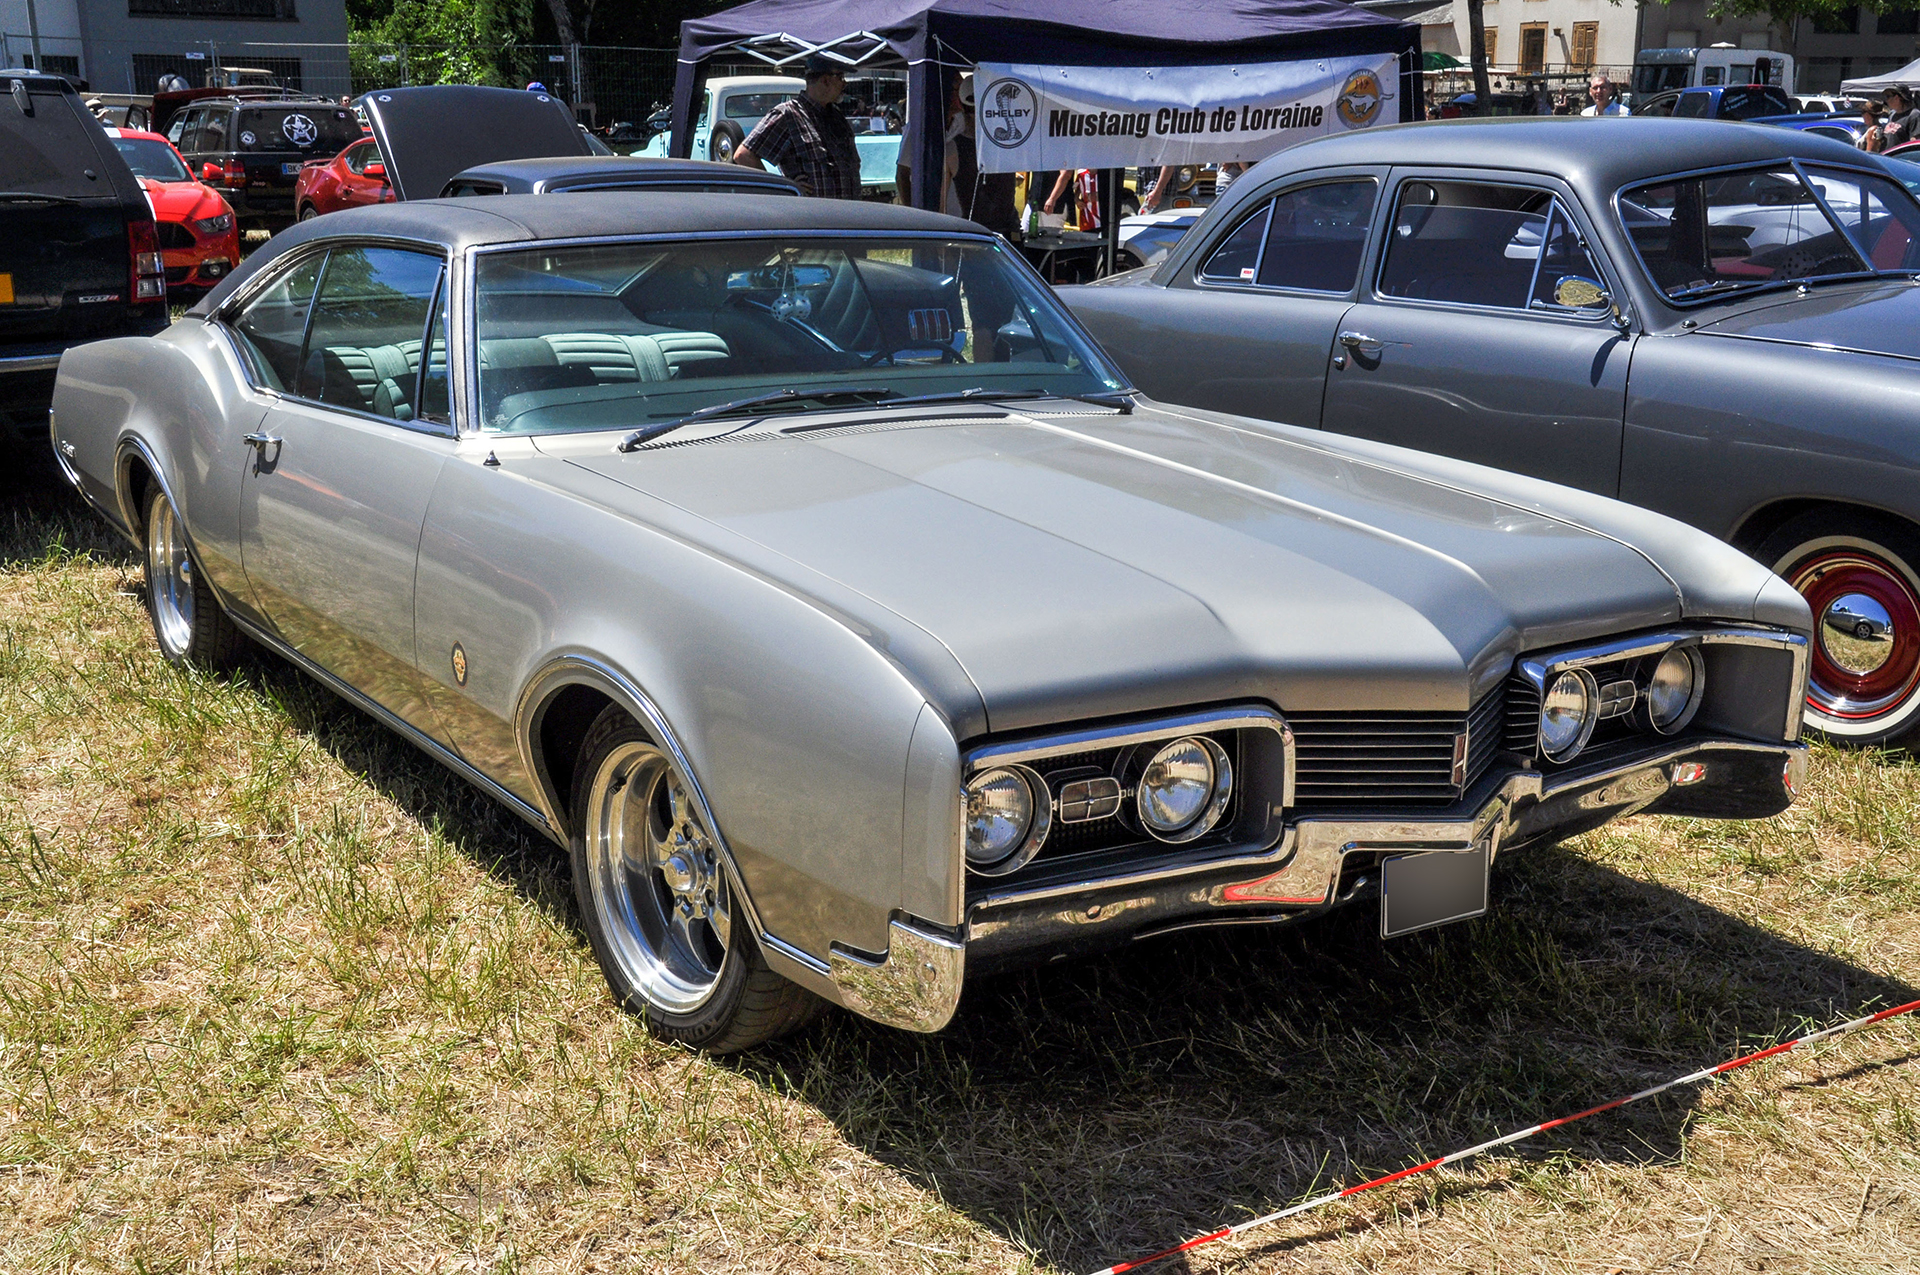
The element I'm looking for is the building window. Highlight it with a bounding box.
[1570,22,1598,69]
[1667,29,1699,46]
[22,54,81,77]
[1879,7,1920,33]
[128,0,298,19]
[1483,29,1498,68]
[1811,6,1860,33]
[1520,23,1547,73]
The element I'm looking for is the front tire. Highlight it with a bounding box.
[1757,510,1920,747]
[710,119,744,164]
[569,705,820,1052]
[143,487,243,669]
[298,204,318,221]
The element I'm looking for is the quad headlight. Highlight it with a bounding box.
[1643,646,1705,735]
[1539,668,1599,762]
[1136,735,1233,843]
[964,765,1049,875]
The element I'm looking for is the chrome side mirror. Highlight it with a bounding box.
[1552,275,1609,309]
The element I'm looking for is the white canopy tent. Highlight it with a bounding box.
[1842,58,1920,95]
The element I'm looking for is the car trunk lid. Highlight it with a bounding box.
[361,84,589,201]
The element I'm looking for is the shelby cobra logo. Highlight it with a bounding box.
[283,113,319,147]
[980,78,1038,147]
[1336,69,1383,129]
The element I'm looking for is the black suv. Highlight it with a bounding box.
[2,71,168,447]
[165,95,362,228]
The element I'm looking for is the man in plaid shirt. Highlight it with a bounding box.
[735,55,862,199]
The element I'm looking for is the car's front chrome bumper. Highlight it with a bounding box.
[829,735,1807,1031]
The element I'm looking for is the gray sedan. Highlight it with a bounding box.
[1065,118,1920,747]
[52,194,1809,1051]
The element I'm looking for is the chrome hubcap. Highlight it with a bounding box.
[145,497,195,656]
[585,743,730,1013]
[1784,547,1920,724]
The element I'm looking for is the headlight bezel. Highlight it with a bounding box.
[194,212,235,235]
[1135,734,1234,844]
[1538,667,1599,763]
[963,763,1050,876]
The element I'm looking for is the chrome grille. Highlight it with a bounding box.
[1290,685,1506,808]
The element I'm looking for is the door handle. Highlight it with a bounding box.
[1338,330,1384,352]
[243,431,282,450]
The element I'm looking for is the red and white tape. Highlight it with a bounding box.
[1091,997,1920,1275]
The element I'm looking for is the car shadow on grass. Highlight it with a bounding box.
[8,455,1914,1273]
[742,851,1917,1271]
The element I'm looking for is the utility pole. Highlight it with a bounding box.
[25,0,44,71]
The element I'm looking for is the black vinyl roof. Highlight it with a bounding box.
[191,192,981,314]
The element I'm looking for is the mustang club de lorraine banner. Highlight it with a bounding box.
[971,54,1399,173]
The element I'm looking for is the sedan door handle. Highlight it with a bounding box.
[1338,330,1384,351]
[243,431,282,450]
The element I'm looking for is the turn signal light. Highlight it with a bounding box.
[128,220,166,301]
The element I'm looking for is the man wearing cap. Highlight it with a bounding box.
[734,54,862,199]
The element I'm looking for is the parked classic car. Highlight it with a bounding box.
[1064,118,1920,746]
[51,194,1811,1051]
[638,74,903,194]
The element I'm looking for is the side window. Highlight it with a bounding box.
[417,278,451,424]
[1377,180,1554,309]
[299,247,447,422]
[230,252,325,391]
[1256,180,1378,291]
[1639,95,1677,118]
[166,110,193,148]
[1674,92,1711,118]
[343,142,370,174]
[1527,203,1612,311]
[199,110,229,151]
[1198,201,1274,282]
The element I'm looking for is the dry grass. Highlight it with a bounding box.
[1,452,1916,1274]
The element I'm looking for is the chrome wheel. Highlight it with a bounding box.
[1776,535,1920,741]
[582,741,732,1014]
[146,494,196,658]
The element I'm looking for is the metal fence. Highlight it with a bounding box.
[0,36,680,128]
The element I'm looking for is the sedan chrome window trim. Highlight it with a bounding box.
[1369,172,1625,324]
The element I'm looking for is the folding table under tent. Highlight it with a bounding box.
[670,0,1423,270]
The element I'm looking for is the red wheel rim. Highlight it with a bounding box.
[1787,548,1920,721]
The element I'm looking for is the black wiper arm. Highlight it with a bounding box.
[0,191,83,204]
[617,385,895,451]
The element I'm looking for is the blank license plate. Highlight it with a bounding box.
[1381,844,1489,939]
[282,162,301,175]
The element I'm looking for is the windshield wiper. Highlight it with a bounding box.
[0,191,83,204]
[782,385,1138,421]
[617,385,895,451]
[1667,279,1758,299]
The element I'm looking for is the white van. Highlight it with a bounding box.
[1632,47,1795,98]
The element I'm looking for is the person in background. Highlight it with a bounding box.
[1582,74,1628,117]
[1882,87,1920,147]
[1213,162,1247,197]
[1859,100,1886,152]
[735,54,861,199]
[1140,164,1179,213]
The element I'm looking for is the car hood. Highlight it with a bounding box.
[1695,278,1920,360]
[532,403,1744,734]
[361,84,588,201]
[140,177,229,222]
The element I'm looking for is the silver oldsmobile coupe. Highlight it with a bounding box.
[1064,119,1920,748]
[52,195,1811,1051]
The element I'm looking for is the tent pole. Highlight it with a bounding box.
[1103,169,1120,276]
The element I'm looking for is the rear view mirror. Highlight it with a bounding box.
[726,263,834,292]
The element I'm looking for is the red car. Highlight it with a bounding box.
[294,136,394,220]
[102,127,240,297]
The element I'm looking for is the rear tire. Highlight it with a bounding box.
[710,119,744,164]
[143,487,243,670]
[1756,509,1920,747]
[298,205,318,221]
[569,705,821,1052]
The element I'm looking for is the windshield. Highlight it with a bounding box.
[111,136,190,182]
[474,236,1123,434]
[1622,164,1920,301]
[236,106,362,153]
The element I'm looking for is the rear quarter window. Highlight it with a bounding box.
[0,89,113,197]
